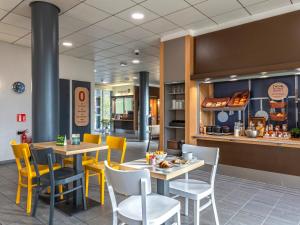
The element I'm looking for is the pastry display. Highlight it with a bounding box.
[202,97,230,109]
[228,91,249,107]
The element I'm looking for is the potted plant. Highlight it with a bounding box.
[291,128,300,138]
[101,119,111,134]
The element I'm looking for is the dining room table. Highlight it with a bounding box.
[120,156,205,224]
[32,141,108,214]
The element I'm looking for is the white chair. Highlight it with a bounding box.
[169,144,220,225]
[104,161,181,225]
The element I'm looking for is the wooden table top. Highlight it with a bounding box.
[120,158,204,181]
[32,141,108,156]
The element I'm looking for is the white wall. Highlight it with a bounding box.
[0,41,94,162]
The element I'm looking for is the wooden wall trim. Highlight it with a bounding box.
[159,42,165,149]
[184,35,197,144]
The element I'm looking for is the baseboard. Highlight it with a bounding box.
[218,164,300,190]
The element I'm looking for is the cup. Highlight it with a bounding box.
[182,152,193,161]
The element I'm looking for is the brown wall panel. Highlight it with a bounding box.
[197,139,300,176]
[193,11,300,79]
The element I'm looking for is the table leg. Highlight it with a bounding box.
[73,154,83,208]
[157,179,171,225]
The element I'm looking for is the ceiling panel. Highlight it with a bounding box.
[116,5,159,25]
[60,32,98,48]
[102,33,133,45]
[63,45,100,57]
[77,23,114,39]
[15,33,31,47]
[88,39,117,50]
[0,22,29,36]
[183,18,216,30]
[95,16,134,33]
[141,18,177,34]
[185,0,209,5]
[239,0,267,6]
[59,14,90,34]
[120,26,155,40]
[194,0,242,17]
[212,8,249,24]
[165,6,207,26]
[0,0,22,11]
[0,32,19,43]
[85,0,135,14]
[64,3,110,24]
[141,0,190,16]
[0,8,7,18]
[2,13,31,30]
[246,0,291,14]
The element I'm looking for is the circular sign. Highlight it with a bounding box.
[12,81,25,93]
[268,82,288,100]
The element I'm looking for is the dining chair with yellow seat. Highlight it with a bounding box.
[10,140,61,214]
[63,133,101,167]
[84,136,127,205]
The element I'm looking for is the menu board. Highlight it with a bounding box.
[74,87,89,126]
[268,82,288,100]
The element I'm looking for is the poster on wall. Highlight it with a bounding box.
[268,82,288,100]
[74,87,89,126]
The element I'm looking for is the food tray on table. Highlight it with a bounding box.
[228,90,250,107]
[201,97,230,109]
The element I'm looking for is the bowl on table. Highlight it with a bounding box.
[245,129,258,138]
[155,152,167,162]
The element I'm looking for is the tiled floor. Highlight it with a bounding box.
[1,141,300,225]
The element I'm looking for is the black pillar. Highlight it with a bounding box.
[139,71,149,141]
[31,1,60,142]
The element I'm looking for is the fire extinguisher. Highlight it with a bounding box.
[17,129,28,143]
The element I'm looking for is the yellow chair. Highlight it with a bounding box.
[10,140,61,214]
[63,133,102,166]
[84,136,127,205]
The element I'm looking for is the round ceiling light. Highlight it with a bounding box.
[62,42,73,47]
[131,12,144,20]
[132,59,140,64]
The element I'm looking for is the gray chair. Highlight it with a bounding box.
[169,144,220,225]
[104,161,181,225]
[30,147,87,225]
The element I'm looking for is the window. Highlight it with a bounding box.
[94,88,111,131]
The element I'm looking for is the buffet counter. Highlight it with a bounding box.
[193,134,300,149]
[194,134,300,176]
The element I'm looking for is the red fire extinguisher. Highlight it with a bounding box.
[17,129,28,143]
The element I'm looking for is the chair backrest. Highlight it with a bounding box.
[182,144,219,187]
[106,136,127,164]
[83,133,102,160]
[30,147,56,179]
[105,161,151,224]
[10,140,32,176]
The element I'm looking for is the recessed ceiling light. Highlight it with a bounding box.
[94,69,97,73]
[296,72,300,75]
[131,12,144,20]
[230,78,238,82]
[133,76,138,80]
[296,68,300,71]
[261,72,267,75]
[132,59,140,64]
[203,81,212,84]
[120,62,127,67]
[101,79,108,84]
[204,78,211,81]
[62,42,72,47]
[230,75,237,78]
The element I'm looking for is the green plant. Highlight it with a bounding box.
[101,119,111,129]
[291,128,300,138]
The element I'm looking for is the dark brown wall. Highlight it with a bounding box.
[193,10,300,80]
[197,139,300,176]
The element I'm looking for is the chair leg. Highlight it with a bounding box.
[184,197,189,216]
[100,171,105,205]
[85,169,89,198]
[112,212,118,225]
[81,177,87,210]
[58,184,64,200]
[49,185,55,225]
[177,209,181,225]
[26,179,32,214]
[32,183,40,217]
[211,193,220,225]
[16,176,22,205]
[194,200,200,225]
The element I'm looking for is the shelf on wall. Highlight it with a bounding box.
[167,92,185,95]
[165,126,185,129]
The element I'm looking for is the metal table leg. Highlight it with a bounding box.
[73,154,83,208]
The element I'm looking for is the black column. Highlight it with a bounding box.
[139,71,149,141]
[31,1,60,142]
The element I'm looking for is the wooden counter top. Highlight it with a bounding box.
[193,134,300,149]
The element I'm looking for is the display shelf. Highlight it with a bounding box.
[201,105,247,112]
[169,109,185,111]
[165,126,185,129]
[167,92,185,95]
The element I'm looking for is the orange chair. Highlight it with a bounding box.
[10,140,61,214]
[63,133,101,166]
[84,136,127,205]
